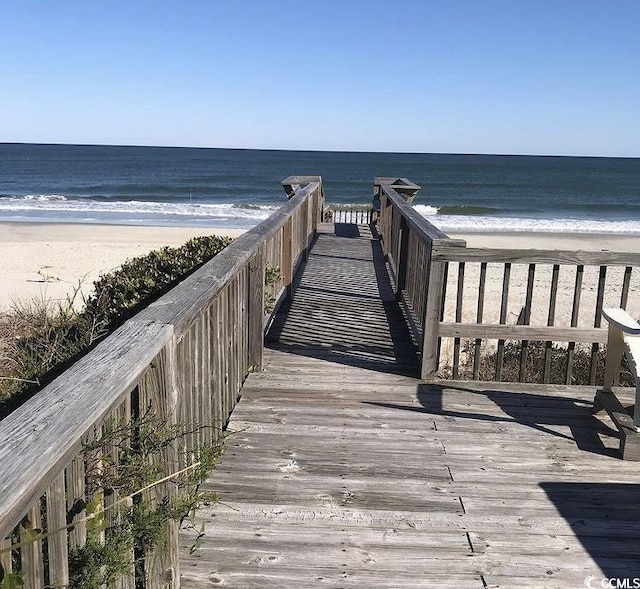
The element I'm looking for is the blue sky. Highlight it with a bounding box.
[1,0,638,156]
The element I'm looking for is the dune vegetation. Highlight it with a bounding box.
[0,235,232,416]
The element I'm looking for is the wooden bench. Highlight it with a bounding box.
[595,307,640,460]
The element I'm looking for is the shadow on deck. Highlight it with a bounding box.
[267,223,418,376]
[365,383,621,458]
[180,223,640,589]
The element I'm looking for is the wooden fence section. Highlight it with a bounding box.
[376,179,640,384]
[0,179,323,589]
[325,205,374,224]
[431,246,640,384]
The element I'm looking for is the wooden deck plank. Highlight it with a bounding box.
[180,224,640,588]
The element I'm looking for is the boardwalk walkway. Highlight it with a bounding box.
[180,224,640,588]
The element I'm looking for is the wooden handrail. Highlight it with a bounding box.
[0,178,323,585]
[432,245,640,267]
[0,321,172,540]
[375,179,465,379]
[136,181,320,335]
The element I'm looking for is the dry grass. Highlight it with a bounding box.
[0,293,91,409]
[442,339,635,386]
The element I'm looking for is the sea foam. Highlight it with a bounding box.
[0,195,278,225]
[426,214,640,235]
[1,194,639,234]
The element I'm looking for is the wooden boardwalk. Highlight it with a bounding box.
[180,224,640,588]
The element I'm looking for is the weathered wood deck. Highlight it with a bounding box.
[180,224,640,588]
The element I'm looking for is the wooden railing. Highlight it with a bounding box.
[376,179,640,383]
[431,246,640,384]
[376,180,465,379]
[325,205,374,224]
[284,176,375,225]
[0,178,323,589]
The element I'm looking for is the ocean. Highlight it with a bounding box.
[1,143,639,234]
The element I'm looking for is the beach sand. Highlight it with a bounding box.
[449,231,640,253]
[446,231,640,326]
[0,223,246,310]
[1,223,639,331]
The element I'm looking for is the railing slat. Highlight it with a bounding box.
[45,473,69,588]
[0,538,13,577]
[222,285,232,420]
[519,264,537,381]
[543,265,561,383]
[202,309,213,446]
[472,262,488,380]
[565,265,585,384]
[495,263,512,381]
[19,506,44,589]
[452,263,466,379]
[66,451,87,553]
[621,266,632,308]
[589,266,608,384]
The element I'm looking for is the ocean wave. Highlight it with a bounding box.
[412,204,439,216]
[0,195,278,221]
[1,194,639,235]
[231,203,280,211]
[1,193,69,202]
[425,214,640,235]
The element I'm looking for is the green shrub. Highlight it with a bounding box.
[0,235,232,413]
[85,235,233,331]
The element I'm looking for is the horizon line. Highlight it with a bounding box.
[1,141,638,160]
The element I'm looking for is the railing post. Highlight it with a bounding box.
[378,194,390,257]
[283,217,293,297]
[315,181,324,228]
[303,196,310,260]
[395,217,410,300]
[248,245,265,371]
[421,243,445,380]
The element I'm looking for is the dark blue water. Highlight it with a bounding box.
[1,143,639,233]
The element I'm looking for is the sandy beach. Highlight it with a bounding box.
[449,231,640,254]
[1,223,639,330]
[445,230,640,326]
[0,223,246,310]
